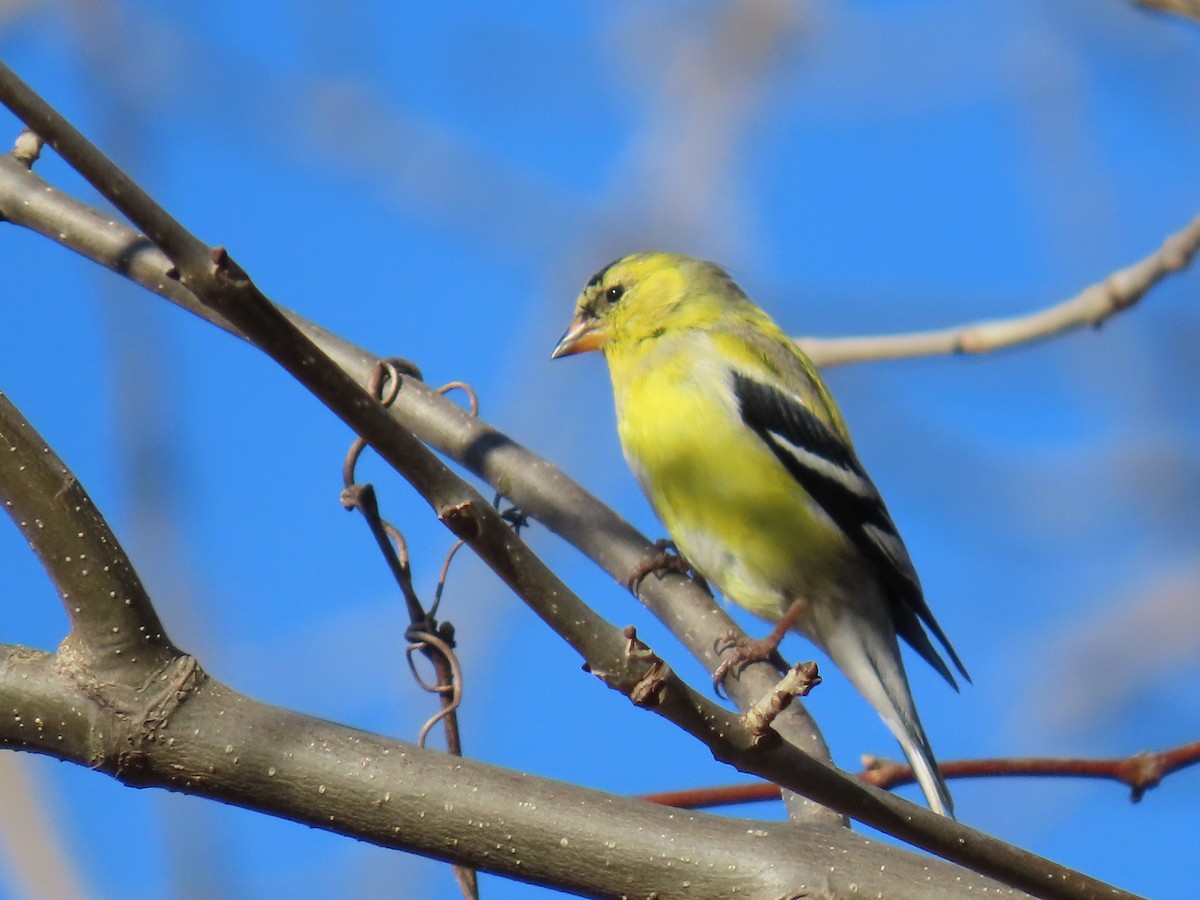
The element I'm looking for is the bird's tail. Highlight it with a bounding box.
[821,617,954,818]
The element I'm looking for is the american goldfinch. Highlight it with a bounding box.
[551,252,967,817]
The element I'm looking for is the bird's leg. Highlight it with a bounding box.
[712,598,806,691]
[627,539,712,595]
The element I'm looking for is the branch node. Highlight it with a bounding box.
[1120,750,1163,803]
[438,501,481,539]
[955,327,987,354]
[340,481,373,511]
[742,662,820,736]
[110,655,208,783]
[11,127,42,167]
[208,245,250,284]
[621,626,671,708]
[858,754,907,788]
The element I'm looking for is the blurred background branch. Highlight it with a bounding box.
[800,214,1200,367]
[1132,0,1200,25]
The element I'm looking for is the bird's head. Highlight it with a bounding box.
[551,252,752,359]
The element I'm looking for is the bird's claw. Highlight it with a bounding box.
[627,539,710,594]
[711,632,775,695]
[711,619,794,698]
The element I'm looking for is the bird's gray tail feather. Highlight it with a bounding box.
[822,618,954,818]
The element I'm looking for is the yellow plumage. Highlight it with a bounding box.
[614,330,846,617]
[552,252,967,816]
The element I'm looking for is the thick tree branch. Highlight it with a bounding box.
[0,643,1032,899]
[798,214,1200,368]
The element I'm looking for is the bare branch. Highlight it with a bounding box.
[643,739,1200,809]
[0,390,177,680]
[799,214,1200,368]
[0,108,840,779]
[340,359,476,900]
[0,642,1033,899]
[861,739,1200,803]
[1132,0,1200,24]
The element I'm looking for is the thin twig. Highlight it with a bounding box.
[641,738,1200,809]
[861,738,1200,803]
[799,215,1200,368]
[408,630,465,749]
[429,540,466,620]
[341,483,426,625]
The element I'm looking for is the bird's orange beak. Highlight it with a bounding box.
[550,314,606,358]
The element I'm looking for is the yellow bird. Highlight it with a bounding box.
[552,252,967,816]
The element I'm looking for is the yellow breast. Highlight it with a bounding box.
[607,332,847,621]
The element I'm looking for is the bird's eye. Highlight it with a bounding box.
[604,285,625,304]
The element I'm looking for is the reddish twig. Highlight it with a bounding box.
[640,782,779,810]
[861,739,1200,803]
[643,739,1200,809]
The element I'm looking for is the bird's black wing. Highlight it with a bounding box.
[732,372,969,687]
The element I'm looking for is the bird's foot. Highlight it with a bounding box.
[627,539,711,595]
[712,631,789,694]
[711,599,807,695]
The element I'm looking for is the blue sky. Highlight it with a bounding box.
[2,2,1199,898]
